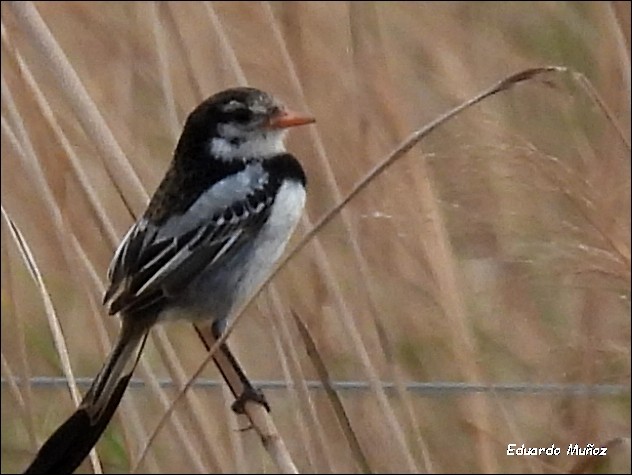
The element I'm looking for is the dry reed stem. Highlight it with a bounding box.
[568,437,631,474]
[135,321,299,474]
[10,57,204,471]
[142,66,570,475]
[1,207,103,474]
[2,72,105,470]
[149,2,180,143]
[266,290,336,473]
[570,71,630,150]
[194,326,299,474]
[2,65,163,468]
[7,1,148,216]
[0,351,36,450]
[2,106,163,471]
[161,4,300,472]
[0,202,38,451]
[268,323,321,472]
[346,4,436,470]
[143,332,224,473]
[9,1,297,470]
[5,3,224,469]
[262,3,420,470]
[1,27,119,247]
[3,2,628,473]
[68,236,199,473]
[162,3,204,102]
[604,2,631,111]
[203,2,249,86]
[292,310,372,474]
[141,3,235,470]
[274,67,568,278]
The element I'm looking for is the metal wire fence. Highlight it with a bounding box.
[2,377,628,397]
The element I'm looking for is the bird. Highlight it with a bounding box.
[24,87,315,474]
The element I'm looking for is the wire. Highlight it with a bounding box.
[2,377,628,396]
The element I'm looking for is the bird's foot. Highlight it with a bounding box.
[231,386,270,414]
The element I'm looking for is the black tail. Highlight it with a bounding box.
[24,371,134,474]
[24,326,148,474]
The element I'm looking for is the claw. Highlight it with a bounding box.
[236,422,254,432]
[231,386,270,414]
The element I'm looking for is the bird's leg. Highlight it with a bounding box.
[196,323,270,414]
[216,336,270,414]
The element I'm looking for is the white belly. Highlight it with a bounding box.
[239,180,306,300]
[159,180,306,324]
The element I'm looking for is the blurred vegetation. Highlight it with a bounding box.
[1,1,630,473]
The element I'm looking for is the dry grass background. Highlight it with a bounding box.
[1,1,630,473]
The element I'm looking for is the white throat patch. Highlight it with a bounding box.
[210,128,287,161]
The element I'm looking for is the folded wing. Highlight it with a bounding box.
[104,164,277,318]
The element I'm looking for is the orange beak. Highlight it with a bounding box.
[267,108,316,129]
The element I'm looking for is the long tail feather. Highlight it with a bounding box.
[24,324,149,474]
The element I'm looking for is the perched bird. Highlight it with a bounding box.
[25,87,314,474]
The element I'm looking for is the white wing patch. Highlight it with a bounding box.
[156,163,269,240]
[134,228,244,297]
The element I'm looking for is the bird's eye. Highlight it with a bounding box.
[231,108,253,124]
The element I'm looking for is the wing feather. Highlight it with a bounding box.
[104,174,276,318]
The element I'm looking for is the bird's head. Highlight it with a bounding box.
[178,87,315,161]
